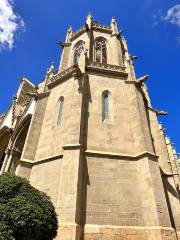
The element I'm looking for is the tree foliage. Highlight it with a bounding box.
[0,173,58,240]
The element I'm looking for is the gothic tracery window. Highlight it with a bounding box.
[73,41,84,65]
[57,96,64,126]
[102,90,109,121]
[95,38,107,63]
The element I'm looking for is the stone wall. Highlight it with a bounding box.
[83,156,143,226]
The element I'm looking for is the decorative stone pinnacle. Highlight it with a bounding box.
[111,16,119,35]
[47,62,55,75]
[111,16,116,24]
[86,13,93,30]
[86,13,92,19]
[68,25,72,33]
[66,26,73,42]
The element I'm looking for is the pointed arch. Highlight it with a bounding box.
[73,40,85,65]
[94,37,107,63]
[0,128,10,171]
[9,115,32,173]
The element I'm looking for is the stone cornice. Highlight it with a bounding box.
[86,62,127,77]
[19,150,158,166]
[85,149,158,160]
[20,153,63,165]
[62,143,82,150]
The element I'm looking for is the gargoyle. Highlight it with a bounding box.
[130,55,138,60]
[56,41,65,48]
[136,75,149,84]
[117,29,124,39]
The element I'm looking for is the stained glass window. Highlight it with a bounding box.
[73,41,84,65]
[57,97,64,126]
[95,38,107,63]
[102,91,109,121]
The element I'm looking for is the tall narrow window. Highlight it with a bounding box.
[73,41,84,65]
[102,91,109,121]
[57,97,64,126]
[95,38,107,63]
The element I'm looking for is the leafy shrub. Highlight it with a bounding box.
[0,173,58,240]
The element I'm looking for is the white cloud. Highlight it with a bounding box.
[152,9,163,27]
[0,0,25,50]
[164,4,180,27]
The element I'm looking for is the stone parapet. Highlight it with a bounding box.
[86,62,127,76]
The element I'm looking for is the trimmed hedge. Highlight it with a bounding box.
[0,173,58,240]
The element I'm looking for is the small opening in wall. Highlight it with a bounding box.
[57,96,64,126]
[102,90,110,121]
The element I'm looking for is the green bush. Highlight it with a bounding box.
[0,173,58,240]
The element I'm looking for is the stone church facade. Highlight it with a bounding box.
[0,15,180,240]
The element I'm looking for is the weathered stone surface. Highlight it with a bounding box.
[0,15,179,240]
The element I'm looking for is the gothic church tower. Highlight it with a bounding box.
[0,15,179,240]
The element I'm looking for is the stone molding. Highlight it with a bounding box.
[20,153,63,165]
[84,224,175,232]
[62,143,82,150]
[85,149,158,160]
[19,150,158,165]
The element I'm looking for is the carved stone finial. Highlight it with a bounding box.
[111,17,119,35]
[86,13,92,20]
[47,62,54,73]
[86,13,93,30]
[66,26,73,42]
[111,16,116,24]
[68,25,73,33]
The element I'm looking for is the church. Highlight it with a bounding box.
[0,15,180,240]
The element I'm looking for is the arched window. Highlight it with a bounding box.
[57,97,64,126]
[95,38,107,63]
[102,90,109,121]
[73,41,84,65]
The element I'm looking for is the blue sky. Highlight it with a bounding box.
[0,0,180,152]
